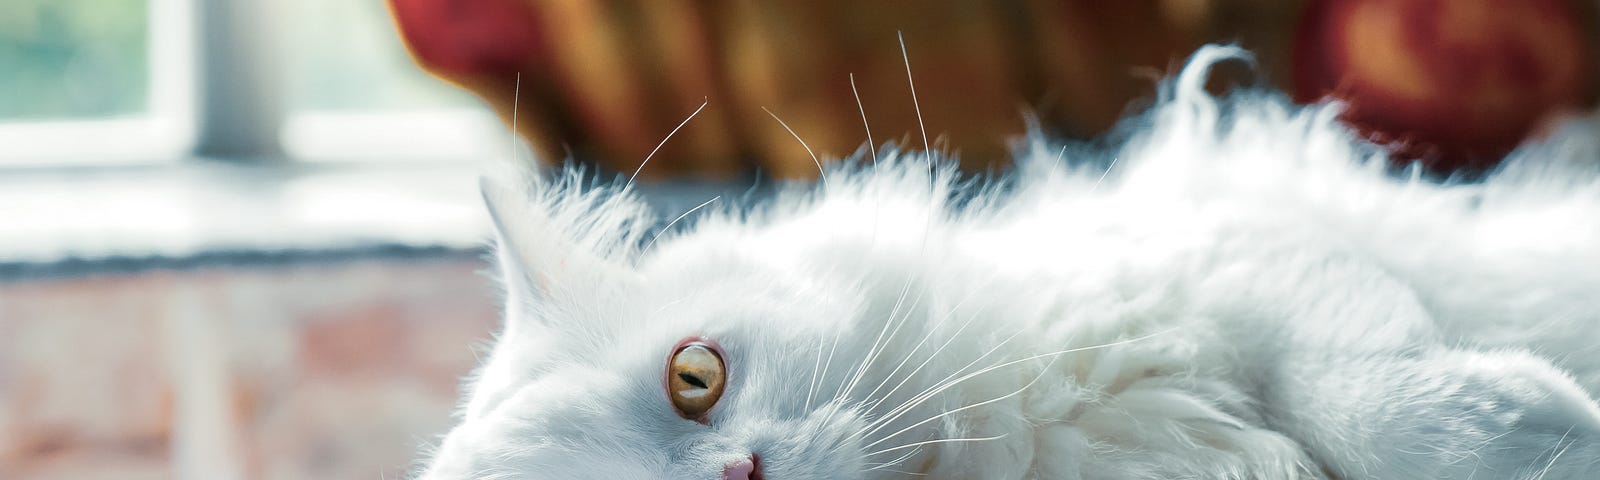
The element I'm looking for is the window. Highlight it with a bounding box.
[278,0,504,162]
[0,0,190,165]
[0,0,148,120]
[0,0,506,166]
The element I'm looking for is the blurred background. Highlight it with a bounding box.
[1,0,1595,479]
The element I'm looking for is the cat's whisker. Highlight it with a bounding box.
[510,73,521,165]
[832,177,930,410]
[859,287,986,411]
[840,287,927,403]
[761,106,829,187]
[812,321,847,419]
[626,98,709,191]
[876,328,1173,427]
[836,275,924,403]
[859,329,1176,442]
[805,334,827,411]
[866,467,927,477]
[897,31,930,160]
[1090,155,1119,193]
[862,300,993,415]
[825,292,947,457]
[853,329,1027,441]
[862,446,926,474]
[843,38,948,427]
[850,72,877,163]
[872,326,1026,417]
[828,352,1006,460]
[1454,428,1517,466]
[645,297,691,322]
[640,195,720,257]
[838,284,928,404]
[841,39,947,402]
[861,343,1066,451]
[1531,426,1578,480]
[864,433,1008,459]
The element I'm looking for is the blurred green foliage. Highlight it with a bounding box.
[0,0,149,120]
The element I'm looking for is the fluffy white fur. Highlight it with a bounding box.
[417,46,1600,479]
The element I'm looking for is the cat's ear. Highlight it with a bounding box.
[481,175,563,298]
[479,174,645,318]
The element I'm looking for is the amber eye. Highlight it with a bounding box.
[666,341,726,421]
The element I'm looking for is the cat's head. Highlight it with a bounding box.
[416,170,953,479]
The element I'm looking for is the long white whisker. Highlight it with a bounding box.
[841,289,926,402]
[862,446,925,474]
[850,72,877,162]
[898,31,929,156]
[805,335,827,411]
[847,31,946,413]
[761,106,829,186]
[856,329,1026,438]
[1533,426,1578,480]
[861,329,1177,441]
[864,301,993,414]
[835,271,922,403]
[815,324,846,408]
[865,434,1007,459]
[627,98,709,191]
[1090,156,1119,193]
[863,344,1065,451]
[881,327,1026,412]
[640,195,720,255]
[860,287,985,410]
[865,467,927,477]
[510,73,521,164]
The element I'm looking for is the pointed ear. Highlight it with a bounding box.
[482,175,560,296]
[479,174,645,318]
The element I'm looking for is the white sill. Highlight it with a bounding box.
[282,110,511,162]
[0,160,750,276]
[0,117,192,167]
[0,161,488,266]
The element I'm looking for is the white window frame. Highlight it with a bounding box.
[0,0,504,167]
[0,0,195,166]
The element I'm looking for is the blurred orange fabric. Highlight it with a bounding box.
[387,0,1291,179]
[388,0,1595,178]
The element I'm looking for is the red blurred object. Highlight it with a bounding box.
[1294,0,1597,173]
[388,0,548,78]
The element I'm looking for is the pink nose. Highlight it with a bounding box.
[722,455,759,480]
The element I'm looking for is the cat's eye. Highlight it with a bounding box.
[666,340,725,422]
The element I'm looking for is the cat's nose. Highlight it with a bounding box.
[722,455,761,480]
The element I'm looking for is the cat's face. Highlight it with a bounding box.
[417,178,918,480]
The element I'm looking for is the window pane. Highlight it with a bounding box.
[0,0,149,120]
[283,0,475,111]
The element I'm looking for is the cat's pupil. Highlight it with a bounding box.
[678,372,708,389]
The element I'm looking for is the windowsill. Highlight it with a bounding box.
[0,160,752,279]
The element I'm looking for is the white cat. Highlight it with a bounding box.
[415,46,1600,479]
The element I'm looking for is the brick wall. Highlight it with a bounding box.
[0,256,499,480]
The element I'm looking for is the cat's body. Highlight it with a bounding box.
[418,47,1600,479]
